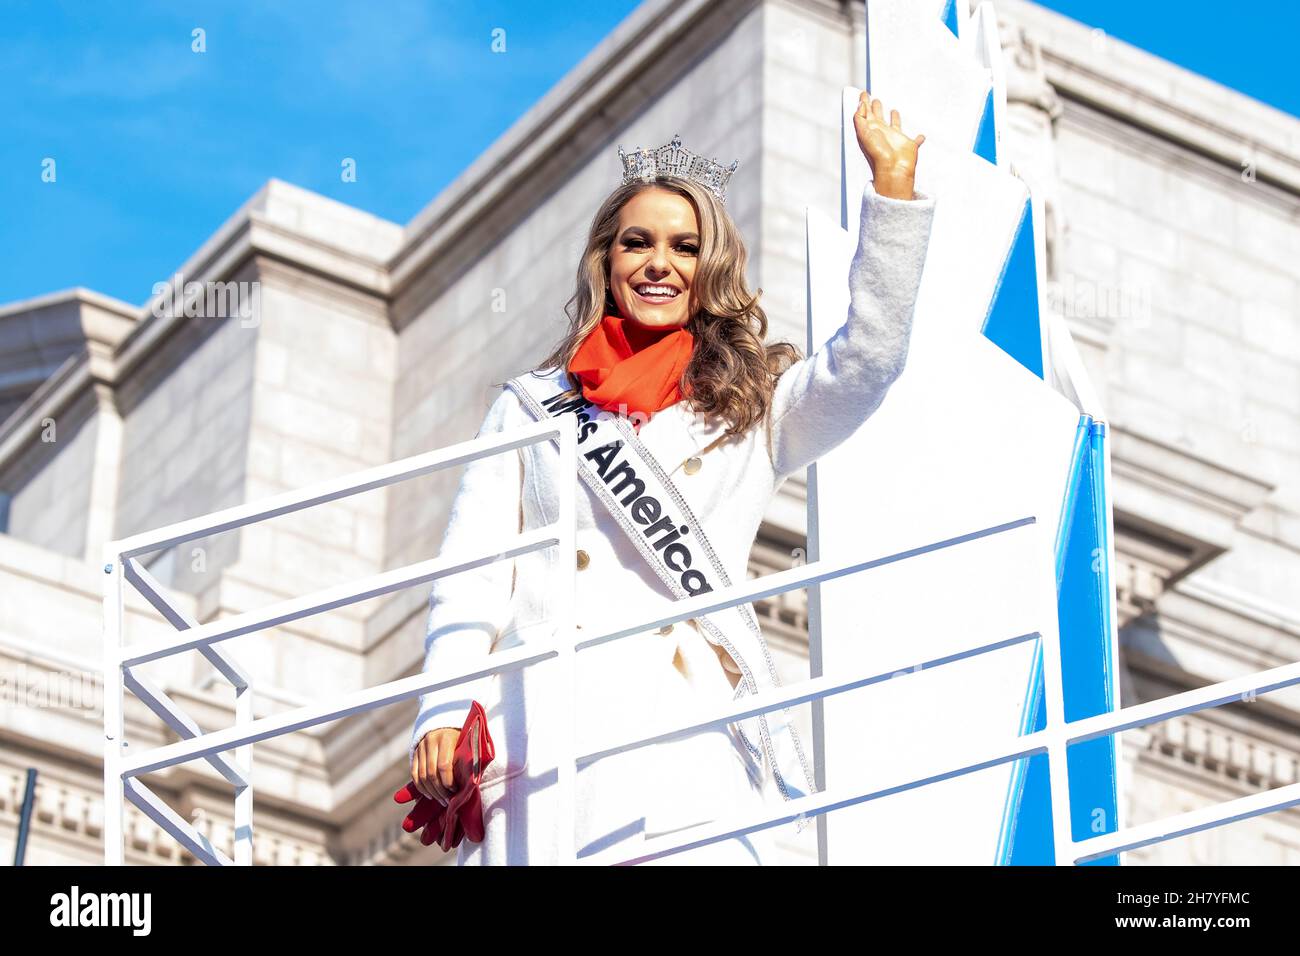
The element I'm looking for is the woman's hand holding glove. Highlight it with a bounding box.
[396,700,495,852]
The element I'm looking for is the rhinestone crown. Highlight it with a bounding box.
[617,133,740,205]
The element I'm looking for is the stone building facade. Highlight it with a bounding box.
[0,0,1295,864]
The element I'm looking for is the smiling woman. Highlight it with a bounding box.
[408,106,936,865]
[608,189,699,329]
[536,169,802,439]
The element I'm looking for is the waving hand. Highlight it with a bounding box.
[853,91,925,201]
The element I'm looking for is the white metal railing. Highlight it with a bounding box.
[104,413,1300,865]
[102,413,575,865]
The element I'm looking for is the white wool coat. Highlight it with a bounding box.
[408,177,937,864]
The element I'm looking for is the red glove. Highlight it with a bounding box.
[395,700,495,852]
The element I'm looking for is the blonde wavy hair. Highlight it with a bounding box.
[529,175,802,439]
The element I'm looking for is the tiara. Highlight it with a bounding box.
[617,133,740,205]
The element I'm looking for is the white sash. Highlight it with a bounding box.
[506,370,817,830]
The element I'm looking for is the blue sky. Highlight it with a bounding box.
[1,0,1294,306]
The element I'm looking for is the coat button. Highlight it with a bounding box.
[576,549,590,570]
[657,623,674,635]
[683,456,703,475]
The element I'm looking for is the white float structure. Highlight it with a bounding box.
[808,0,1119,864]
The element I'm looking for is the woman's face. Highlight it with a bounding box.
[607,188,699,330]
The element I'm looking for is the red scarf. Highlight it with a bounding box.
[568,313,694,431]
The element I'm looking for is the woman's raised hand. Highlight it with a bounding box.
[853,91,926,201]
[412,727,463,807]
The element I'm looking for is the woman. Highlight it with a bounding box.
[408,92,935,865]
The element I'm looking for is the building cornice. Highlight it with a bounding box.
[0,181,402,473]
[997,0,1300,195]
[1110,422,1274,561]
[0,287,135,400]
